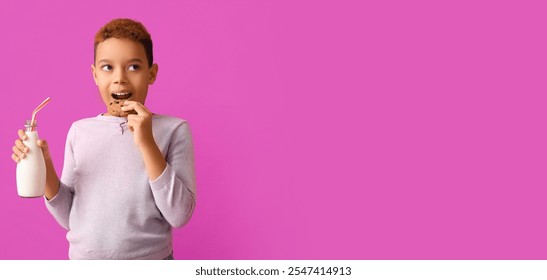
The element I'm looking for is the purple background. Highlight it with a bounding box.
[1,0,547,259]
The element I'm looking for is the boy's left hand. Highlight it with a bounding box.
[121,101,154,147]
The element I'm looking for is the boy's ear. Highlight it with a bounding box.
[148,63,158,84]
[91,64,99,86]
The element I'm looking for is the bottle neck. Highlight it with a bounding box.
[25,120,37,132]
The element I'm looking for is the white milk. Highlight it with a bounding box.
[16,122,46,198]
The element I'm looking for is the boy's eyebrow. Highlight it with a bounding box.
[96,58,144,64]
[127,58,144,64]
[97,59,112,64]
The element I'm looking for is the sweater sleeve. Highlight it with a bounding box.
[149,122,197,228]
[44,124,76,230]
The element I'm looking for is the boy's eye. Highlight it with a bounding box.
[101,65,112,71]
[128,65,140,71]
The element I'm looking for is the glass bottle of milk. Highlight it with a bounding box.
[16,120,46,198]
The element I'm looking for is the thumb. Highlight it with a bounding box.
[37,139,50,154]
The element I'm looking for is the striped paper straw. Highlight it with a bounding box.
[30,97,51,131]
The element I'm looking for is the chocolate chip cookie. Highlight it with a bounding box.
[108,100,137,117]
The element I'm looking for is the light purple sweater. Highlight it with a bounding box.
[45,114,196,259]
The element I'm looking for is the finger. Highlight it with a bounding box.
[120,100,136,111]
[12,146,25,158]
[37,140,51,157]
[121,100,138,106]
[126,117,136,132]
[122,101,150,115]
[120,103,139,115]
[14,139,28,153]
[37,139,49,150]
[126,114,139,121]
[18,129,28,140]
[120,102,138,112]
[119,109,137,117]
[11,153,20,163]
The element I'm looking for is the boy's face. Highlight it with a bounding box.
[92,38,158,116]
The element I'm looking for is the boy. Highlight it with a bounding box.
[11,18,196,260]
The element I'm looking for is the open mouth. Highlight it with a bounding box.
[111,92,133,100]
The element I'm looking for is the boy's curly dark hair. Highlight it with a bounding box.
[94,18,153,67]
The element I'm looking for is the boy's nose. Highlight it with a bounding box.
[113,69,128,84]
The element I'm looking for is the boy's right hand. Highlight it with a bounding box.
[11,129,51,163]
